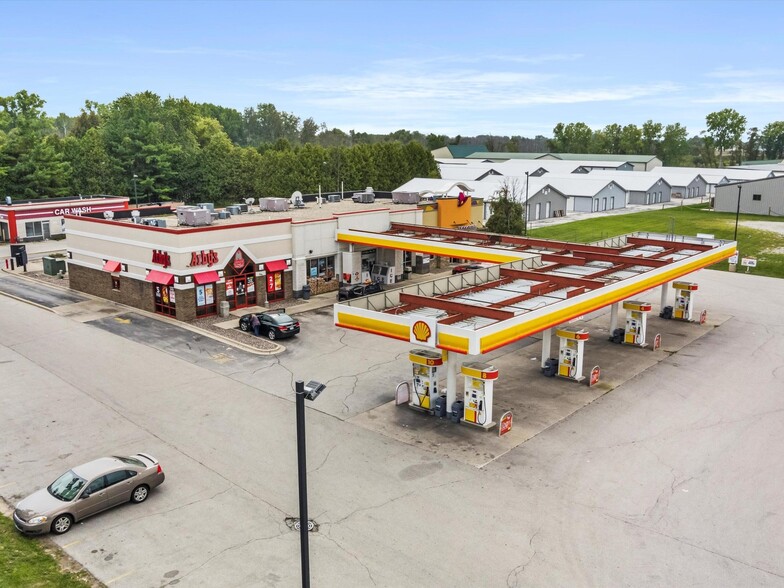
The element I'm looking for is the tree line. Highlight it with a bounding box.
[0,90,439,202]
[548,109,784,167]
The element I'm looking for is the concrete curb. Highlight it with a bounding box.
[0,268,285,356]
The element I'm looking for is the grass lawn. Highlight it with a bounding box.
[0,515,93,587]
[528,204,784,279]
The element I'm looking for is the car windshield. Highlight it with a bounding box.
[268,314,294,325]
[47,470,87,501]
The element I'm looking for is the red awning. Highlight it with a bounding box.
[193,270,219,285]
[265,259,288,272]
[145,270,175,286]
[102,260,121,273]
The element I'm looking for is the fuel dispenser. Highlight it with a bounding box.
[409,349,443,412]
[623,300,652,346]
[672,281,698,321]
[461,362,498,429]
[556,327,589,382]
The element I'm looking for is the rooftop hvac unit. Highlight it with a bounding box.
[392,191,419,204]
[197,203,215,212]
[353,192,375,203]
[218,210,231,219]
[226,205,242,216]
[176,206,212,227]
[233,203,249,213]
[327,194,341,203]
[103,211,115,220]
[259,198,289,212]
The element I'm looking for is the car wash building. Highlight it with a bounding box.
[0,196,129,243]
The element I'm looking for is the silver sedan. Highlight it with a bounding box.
[13,453,165,535]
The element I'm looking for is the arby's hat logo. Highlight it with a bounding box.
[457,191,469,207]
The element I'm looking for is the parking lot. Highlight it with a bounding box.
[1,268,783,586]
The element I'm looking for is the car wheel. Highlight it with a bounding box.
[131,484,149,504]
[51,514,73,535]
[267,329,276,340]
[239,321,249,332]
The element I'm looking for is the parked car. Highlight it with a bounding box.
[451,263,492,275]
[239,309,300,340]
[337,282,383,301]
[13,454,165,535]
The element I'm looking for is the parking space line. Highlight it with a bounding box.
[62,539,82,548]
[0,482,14,489]
[106,571,135,584]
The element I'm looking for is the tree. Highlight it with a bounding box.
[761,121,784,160]
[619,124,643,154]
[53,113,72,138]
[549,122,594,153]
[485,179,526,235]
[0,90,71,197]
[70,100,102,138]
[659,123,690,166]
[300,117,319,144]
[641,120,663,155]
[744,127,761,162]
[705,108,747,167]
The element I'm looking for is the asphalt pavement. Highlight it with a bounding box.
[1,265,782,587]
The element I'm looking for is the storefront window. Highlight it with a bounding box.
[195,283,217,317]
[154,284,176,317]
[266,271,284,301]
[307,255,335,280]
[223,249,257,310]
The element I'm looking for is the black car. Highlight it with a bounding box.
[337,282,383,301]
[451,263,491,275]
[238,309,300,340]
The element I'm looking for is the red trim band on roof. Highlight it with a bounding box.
[102,260,122,273]
[193,270,219,285]
[265,260,288,272]
[145,270,175,285]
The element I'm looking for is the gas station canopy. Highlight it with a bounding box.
[334,225,736,355]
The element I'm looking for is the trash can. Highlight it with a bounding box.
[10,244,27,267]
[434,395,447,418]
[542,358,558,377]
[219,301,231,318]
[450,400,464,423]
[301,284,311,300]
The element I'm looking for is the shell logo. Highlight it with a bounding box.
[412,320,432,342]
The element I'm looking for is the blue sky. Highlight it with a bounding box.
[2,0,782,138]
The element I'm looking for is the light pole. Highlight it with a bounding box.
[295,379,326,588]
[734,184,741,241]
[132,174,139,208]
[524,172,530,236]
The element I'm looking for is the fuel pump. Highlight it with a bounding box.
[409,349,443,412]
[556,327,589,382]
[672,281,698,321]
[461,362,498,429]
[623,300,652,346]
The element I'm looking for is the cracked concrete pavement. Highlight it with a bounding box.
[1,267,783,586]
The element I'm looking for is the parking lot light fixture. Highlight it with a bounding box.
[296,379,326,588]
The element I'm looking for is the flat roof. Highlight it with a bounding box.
[335,226,736,355]
[105,199,416,229]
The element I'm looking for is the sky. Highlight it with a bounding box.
[2,0,783,138]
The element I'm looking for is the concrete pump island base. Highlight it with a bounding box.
[335,228,735,466]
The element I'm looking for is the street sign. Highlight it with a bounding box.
[499,411,513,437]
[589,365,600,387]
[728,254,738,265]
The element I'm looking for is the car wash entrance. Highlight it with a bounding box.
[336,226,736,433]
